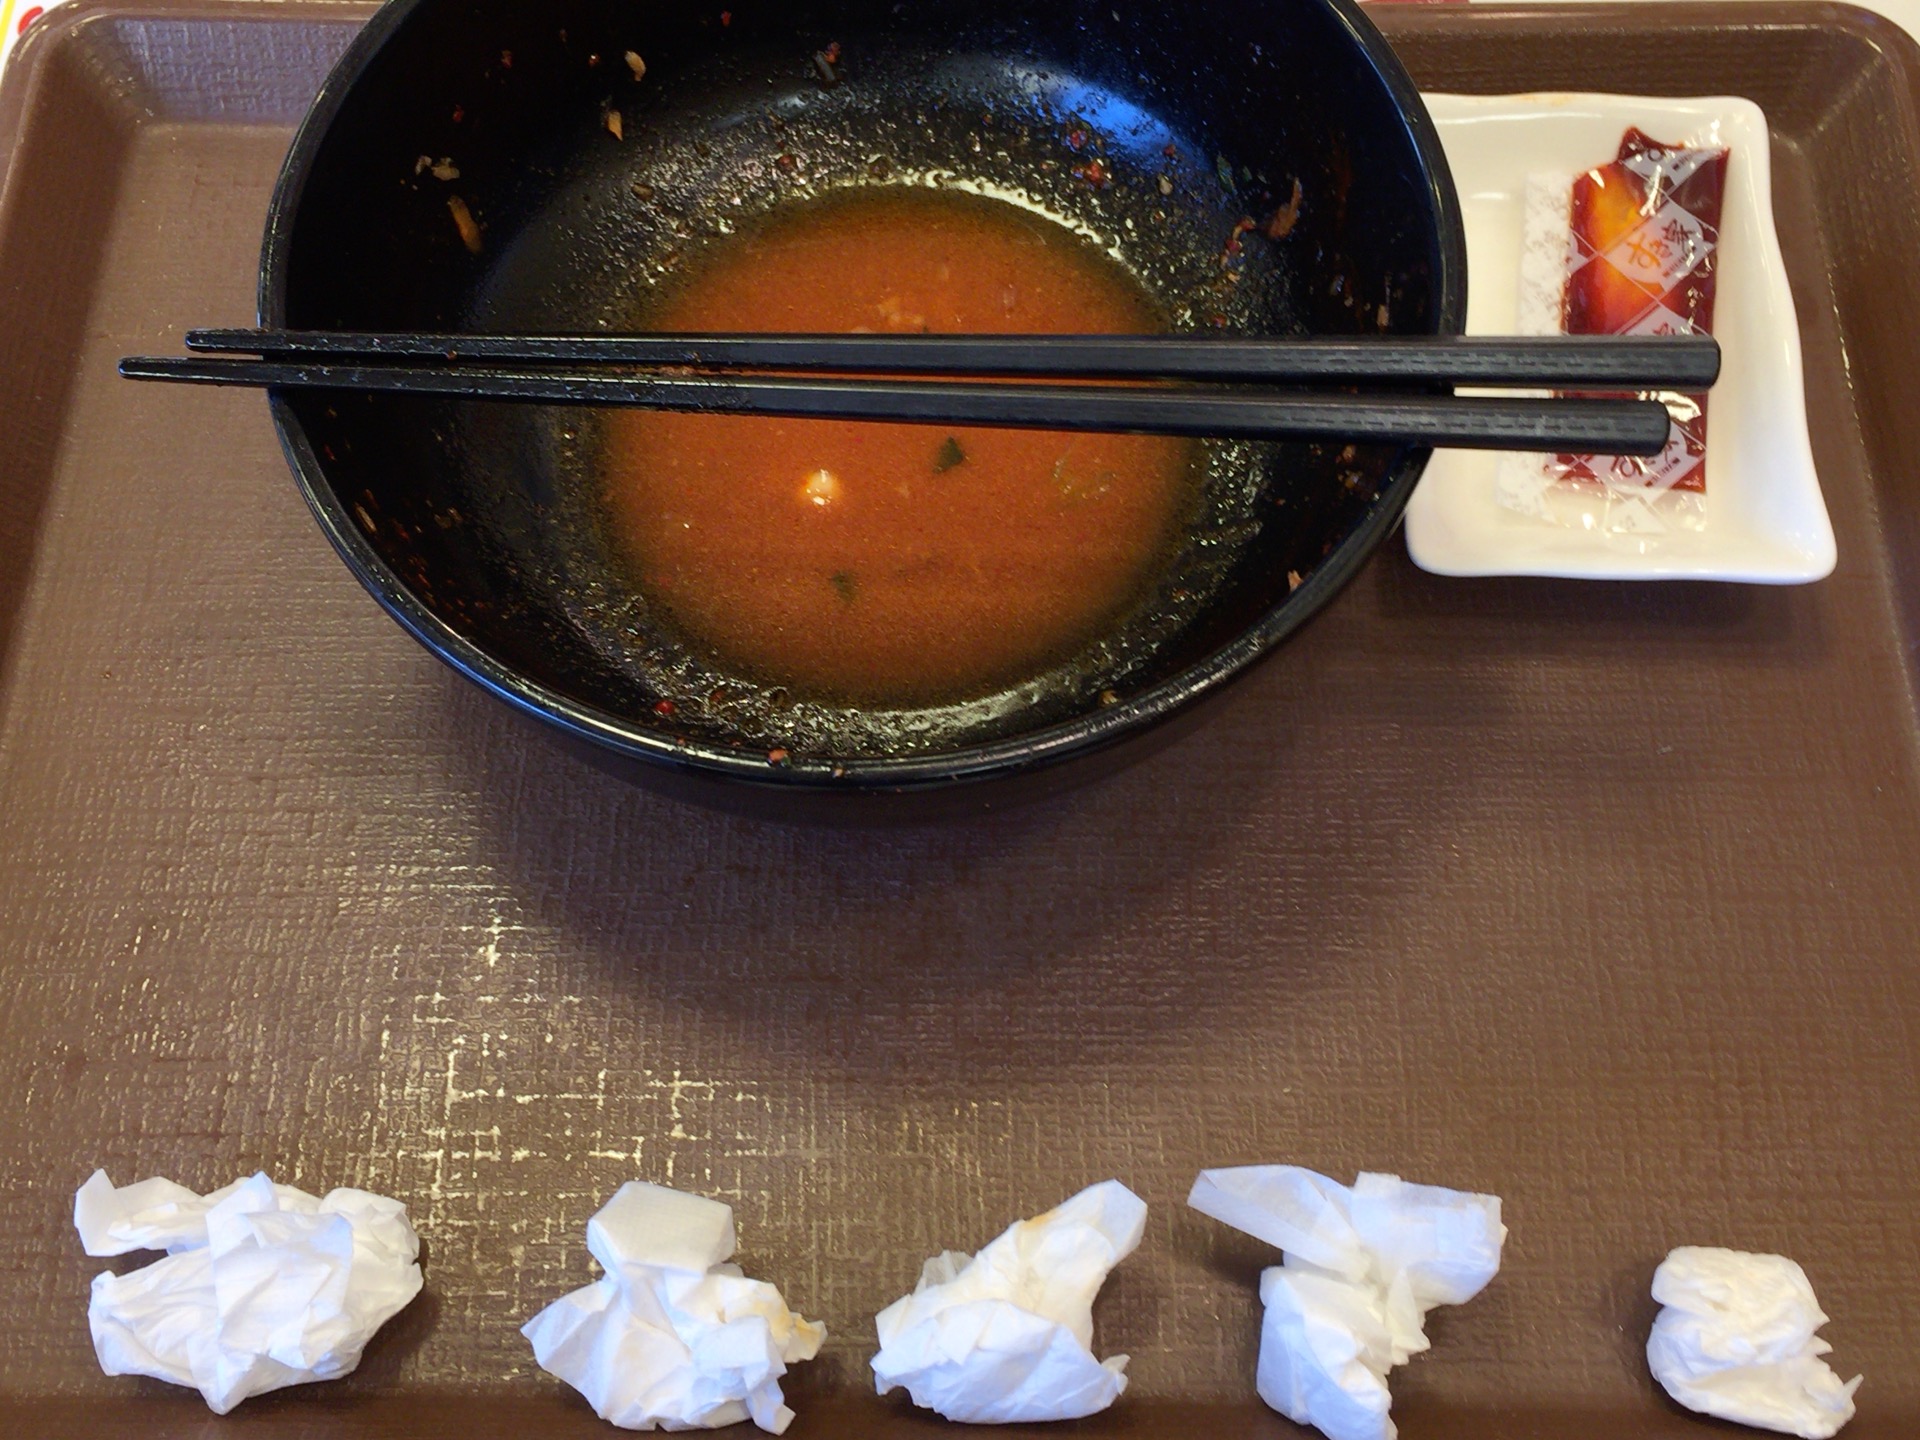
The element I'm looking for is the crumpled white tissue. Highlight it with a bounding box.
[1647,1247,1861,1438]
[1188,1166,1505,1440]
[870,1179,1147,1424]
[521,1181,824,1433]
[73,1168,423,1414]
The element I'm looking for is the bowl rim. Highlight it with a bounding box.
[259,0,1467,792]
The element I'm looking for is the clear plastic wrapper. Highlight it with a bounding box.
[1497,128,1729,534]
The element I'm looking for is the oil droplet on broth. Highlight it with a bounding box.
[602,187,1199,707]
[801,468,841,508]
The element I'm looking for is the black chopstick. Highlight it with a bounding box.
[119,356,1674,454]
[185,328,1722,390]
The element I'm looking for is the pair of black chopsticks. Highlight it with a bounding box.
[120,329,1722,455]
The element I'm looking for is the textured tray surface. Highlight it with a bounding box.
[1,3,1916,1436]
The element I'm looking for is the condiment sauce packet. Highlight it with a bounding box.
[1498,128,1729,534]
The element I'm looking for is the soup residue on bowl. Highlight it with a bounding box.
[601,186,1199,708]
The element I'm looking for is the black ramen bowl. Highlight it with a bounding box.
[263,0,1464,803]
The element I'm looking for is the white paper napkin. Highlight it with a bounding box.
[1189,1166,1505,1440]
[1648,1247,1860,1438]
[871,1178,1147,1423]
[522,1181,824,1433]
[74,1168,424,1414]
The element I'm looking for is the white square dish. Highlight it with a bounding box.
[1405,92,1835,583]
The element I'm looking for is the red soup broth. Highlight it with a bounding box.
[602,187,1198,707]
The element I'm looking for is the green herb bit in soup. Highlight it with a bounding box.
[933,437,968,473]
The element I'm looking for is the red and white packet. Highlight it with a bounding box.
[1497,129,1730,534]
[0,3,66,78]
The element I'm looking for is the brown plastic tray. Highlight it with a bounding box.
[3,1,1918,1435]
